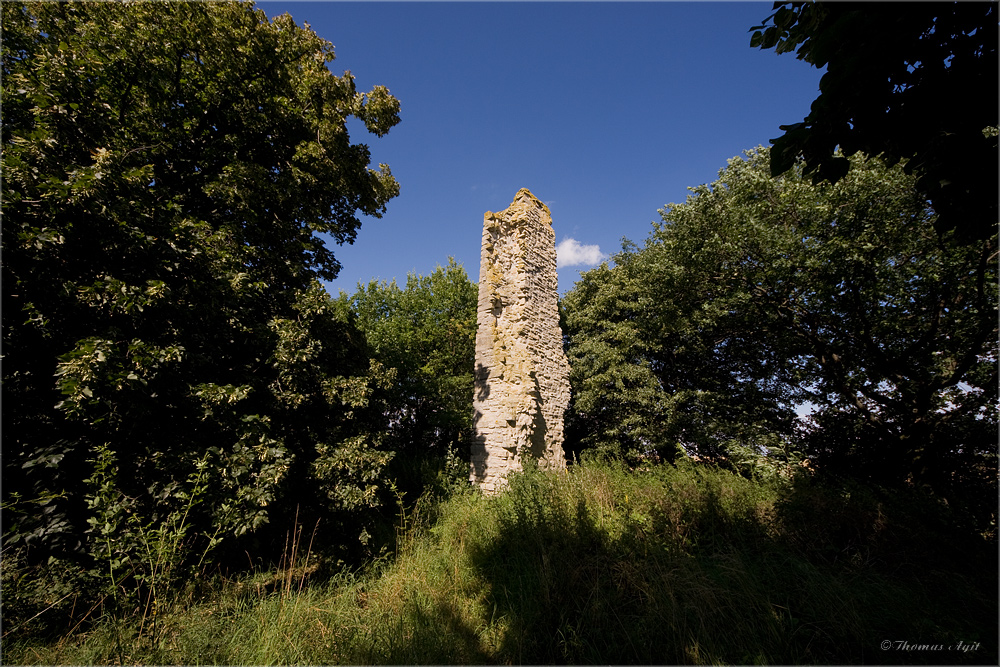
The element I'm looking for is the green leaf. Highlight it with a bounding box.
[761,26,779,49]
[774,6,795,30]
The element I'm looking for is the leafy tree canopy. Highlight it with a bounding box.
[563,148,997,496]
[2,0,400,573]
[339,258,477,495]
[751,1,998,242]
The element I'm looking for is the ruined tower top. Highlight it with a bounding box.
[470,189,571,494]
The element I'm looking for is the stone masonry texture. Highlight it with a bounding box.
[471,188,571,493]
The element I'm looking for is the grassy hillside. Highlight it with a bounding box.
[5,459,996,665]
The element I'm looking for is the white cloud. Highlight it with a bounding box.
[556,238,606,268]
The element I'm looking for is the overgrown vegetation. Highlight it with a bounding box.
[562,148,997,514]
[5,460,996,665]
[3,1,997,663]
[3,0,403,624]
[338,258,479,500]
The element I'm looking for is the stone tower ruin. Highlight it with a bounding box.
[471,188,571,493]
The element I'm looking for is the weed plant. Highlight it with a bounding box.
[4,458,996,665]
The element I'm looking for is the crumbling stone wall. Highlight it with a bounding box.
[471,188,571,493]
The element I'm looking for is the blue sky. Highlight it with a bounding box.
[258,1,825,296]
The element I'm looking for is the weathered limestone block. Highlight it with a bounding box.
[471,188,571,493]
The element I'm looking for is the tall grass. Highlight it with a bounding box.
[5,458,996,665]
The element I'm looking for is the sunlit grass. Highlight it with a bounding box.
[5,458,996,665]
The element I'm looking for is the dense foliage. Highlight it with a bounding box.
[340,260,477,455]
[2,0,400,600]
[563,149,997,503]
[751,1,998,242]
[338,259,478,495]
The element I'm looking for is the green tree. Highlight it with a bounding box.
[563,148,997,492]
[339,259,478,494]
[751,1,998,242]
[2,0,400,580]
